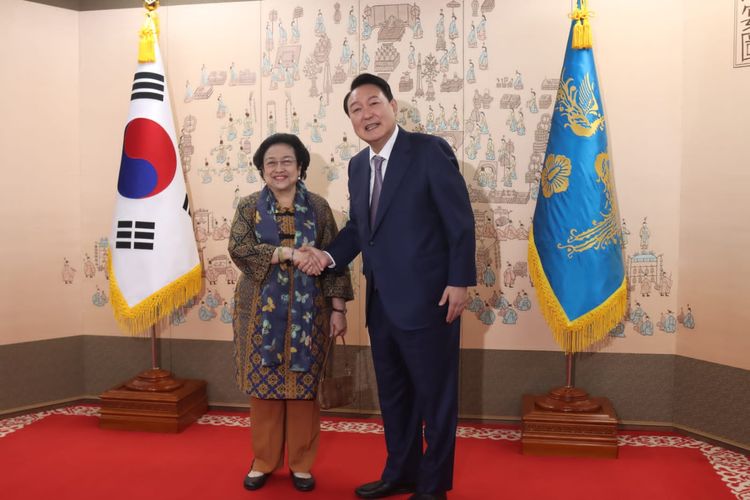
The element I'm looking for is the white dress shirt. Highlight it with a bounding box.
[368,126,399,203]
[326,126,400,267]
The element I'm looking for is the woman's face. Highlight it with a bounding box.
[262,143,301,195]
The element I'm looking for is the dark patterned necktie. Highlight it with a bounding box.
[370,155,384,228]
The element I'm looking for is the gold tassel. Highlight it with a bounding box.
[138,10,159,63]
[582,18,593,48]
[145,1,160,37]
[572,19,583,49]
[108,249,203,335]
[569,0,593,50]
[528,228,627,353]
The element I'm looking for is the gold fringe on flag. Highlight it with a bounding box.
[570,0,593,49]
[138,1,160,63]
[528,228,627,353]
[107,249,203,335]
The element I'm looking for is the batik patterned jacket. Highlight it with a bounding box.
[229,191,353,399]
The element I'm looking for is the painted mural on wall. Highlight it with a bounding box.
[69,0,692,347]
[610,216,695,337]
[734,0,750,68]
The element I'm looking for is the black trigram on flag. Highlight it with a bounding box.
[116,220,155,250]
[131,72,165,101]
[183,194,191,217]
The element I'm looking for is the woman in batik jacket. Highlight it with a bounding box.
[229,133,353,493]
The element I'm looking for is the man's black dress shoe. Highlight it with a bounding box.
[242,472,269,491]
[408,493,447,500]
[355,479,416,498]
[290,471,316,492]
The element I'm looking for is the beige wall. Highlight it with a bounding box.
[0,1,81,345]
[71,1,686,355]
[677,0,750,370]
[78,7,144,338]
[2,0,748,372]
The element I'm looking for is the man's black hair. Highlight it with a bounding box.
[343,73,394,116]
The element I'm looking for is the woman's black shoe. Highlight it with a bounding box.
[290,471,316,492]
[243,472,269,491]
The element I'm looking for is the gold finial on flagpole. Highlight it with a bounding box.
[569,0,593,49]
[138,0,160,63]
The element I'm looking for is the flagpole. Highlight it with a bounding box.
[565,352,573,387]
[151,323,159,370]
[125,317,183,392]
[534,353,598,412]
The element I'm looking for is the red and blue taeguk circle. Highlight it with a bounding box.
[117,118,176,199]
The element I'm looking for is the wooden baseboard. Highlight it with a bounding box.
[4,397,748,454]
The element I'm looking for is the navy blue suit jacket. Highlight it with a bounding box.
[326,128,476,330]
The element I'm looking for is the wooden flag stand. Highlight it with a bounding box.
[99,324,207,433]
[521,353,618,458]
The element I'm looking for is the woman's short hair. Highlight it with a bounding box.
[252,133,310,179]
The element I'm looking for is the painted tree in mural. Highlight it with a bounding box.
[303,56,321,97]
[422,53,438,101]
[313,34,333,104]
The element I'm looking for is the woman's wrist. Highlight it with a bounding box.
[331,307,347,314]
[278,246,292,263]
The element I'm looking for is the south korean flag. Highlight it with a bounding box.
[109,36,201,334]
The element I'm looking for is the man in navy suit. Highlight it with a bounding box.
[301,73,476,500]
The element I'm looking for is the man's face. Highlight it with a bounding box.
[346,83,398,152]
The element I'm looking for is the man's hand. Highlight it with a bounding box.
[293,246,324,276]
[439,286,468,323]
[296,246,333,275]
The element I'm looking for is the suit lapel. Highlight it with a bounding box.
[372,128,410,234]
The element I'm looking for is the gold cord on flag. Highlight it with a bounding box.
[108,250,202,334]
[138,1,160,63]
[570,0,593,49]
[528,229,628,354]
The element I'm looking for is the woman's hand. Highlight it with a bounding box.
[330,310,347,338]
[293,246,324,276]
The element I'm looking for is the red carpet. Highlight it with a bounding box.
[0,406,748,499]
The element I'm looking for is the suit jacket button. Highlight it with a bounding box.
[369,240,374,246]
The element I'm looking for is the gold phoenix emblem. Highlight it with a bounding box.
[558,152,621,257]
[556,72,605,137]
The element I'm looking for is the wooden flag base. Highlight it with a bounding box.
[521,388,618,458]
[99,370,207,433]
[124,368,184,392]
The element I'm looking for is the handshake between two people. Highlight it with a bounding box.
[289,246,333,276]
[292,246,469,323]
[288,246,468,323]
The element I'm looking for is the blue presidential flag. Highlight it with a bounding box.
[109,6,201,334]
[528,1,627,353]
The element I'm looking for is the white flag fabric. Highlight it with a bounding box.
[109,37,201,334]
